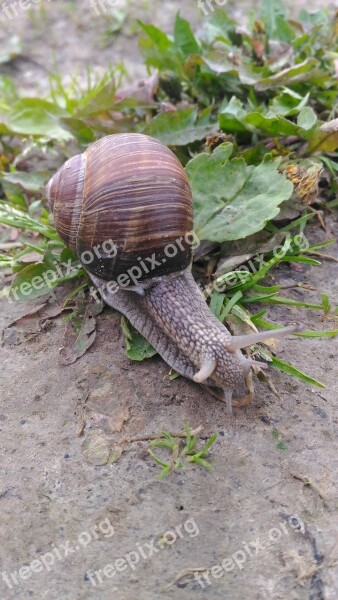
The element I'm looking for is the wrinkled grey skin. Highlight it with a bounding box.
[89,269,301,412]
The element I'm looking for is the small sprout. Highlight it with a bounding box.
[272,428,287,450]
[321,293,332,315]
[148,422,217,479]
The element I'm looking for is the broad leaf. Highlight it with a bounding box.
[174,14,200,56]
[297,107,317,130]
[270,91,310,117]
[220,97,318,138]
[143,107,217,145]
[259,0,289,38]
[0,171,50,193]
[186,144,293,242]
[8,261,83,301]
[59,296,103,365]
[121,317,157,361]
[306,118,338,153]
[255,58,320,91]
[5,99,72,141]
[138,21,182,73]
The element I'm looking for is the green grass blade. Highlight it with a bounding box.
[281,255,321,265]
[252,284,281,293]
[306,239,336,252]
[250,317,338,338]
[278,213,315,232]
[296,329,338,338]
[260,350,326,388]
[0,203,59,240]
[220,290,243,320]
[243,294,326,310]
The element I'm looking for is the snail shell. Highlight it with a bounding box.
[47,133,193,281]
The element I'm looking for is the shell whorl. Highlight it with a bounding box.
[47,153,86,252]
[47,133,193,281]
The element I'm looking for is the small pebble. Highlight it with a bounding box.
[313,407,327,419]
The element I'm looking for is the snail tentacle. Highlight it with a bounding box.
[224,389,234,414]
[193,357,217,383]
[227,325,304,352]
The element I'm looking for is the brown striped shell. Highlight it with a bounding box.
[47,134,193,282]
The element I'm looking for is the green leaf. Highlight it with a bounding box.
[202,9,236,43]
[319,156,338,173]
[0,171,50,193]
[306,118,338,153]
[188,456,213,469]
[4,99,72,141]
[299,8,328,29]
[250,318,338,339]
[259,0,289,38]
[58,118,95,145]
[252,284,281,293]
[255,58,319,91]
[139,22,173,53]
[183,421,192,448]
[147,450,170,469]
[219,97,250,134]
[8,264,57,301]
[0,203,59,240]
[243,112,300,136]
[143,107,217,145]
[121,316,157,361]
[297,106,317,131]
[221,291,243,320]
[8,261,82,301]
[280,255,321,265]
[296,329,338,338]
[270,90,310,117]
[174,14,200,56]
[202,50,261,84]
[220,97,317,139]
[138,21,182,74]
[210,291,226,320]
[59,295,103,365]
[321,293,331,313]
[194,432,217,457]
[186,144,293,242]
[243,294,328,310]
[261,350,326,388]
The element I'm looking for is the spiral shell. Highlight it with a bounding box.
[47,133,193,282]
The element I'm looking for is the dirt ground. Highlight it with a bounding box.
[1,2,338,600]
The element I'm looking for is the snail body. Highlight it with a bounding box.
[47,133,301,411]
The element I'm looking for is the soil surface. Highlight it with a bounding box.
[1,2,338,600]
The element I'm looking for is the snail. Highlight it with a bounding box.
[47,133,302,412]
